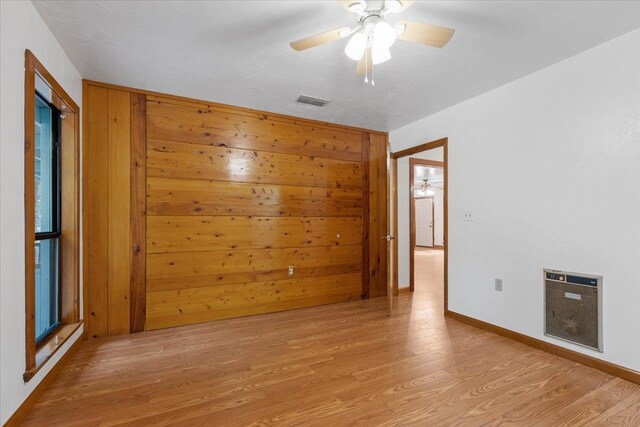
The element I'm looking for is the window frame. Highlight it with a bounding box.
[24,50,82,381]
[34,91,63,345]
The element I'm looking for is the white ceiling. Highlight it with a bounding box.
[33,1,640,131]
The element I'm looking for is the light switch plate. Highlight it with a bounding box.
[463,211,473,222]
[288,265,294,277]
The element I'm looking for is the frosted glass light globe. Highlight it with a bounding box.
[373,21,397,48]
[372,45,391,65]
[345,32,367,60]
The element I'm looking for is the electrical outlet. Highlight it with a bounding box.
[288,265,294,277]
[463,211,473,222]
[495,278,503,292]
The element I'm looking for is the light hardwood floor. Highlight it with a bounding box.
[20,249,640,425]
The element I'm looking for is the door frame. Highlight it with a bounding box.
[409,158,444,291]
[390,137,448,311]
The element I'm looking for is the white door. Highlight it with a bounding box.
[433,189,444,246]
[415,198,433,247]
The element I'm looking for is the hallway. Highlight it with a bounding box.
[412,247,445,313]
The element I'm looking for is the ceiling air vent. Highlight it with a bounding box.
[295,95,330,107]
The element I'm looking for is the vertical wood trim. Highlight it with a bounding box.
[74,107,81,322]
[361,133,371,299]
[84,84,109,338]
[60,113,80,324]
[392,158,399,296]
[409,159,415,292]
[130,93,147,332]
[107,89,132,336]
[379,134,389,297]
[24,51,37,371]
[443,141,449,312]
[386,140,392,315]
[82,82,88,332]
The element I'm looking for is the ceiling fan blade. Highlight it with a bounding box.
[290,28,349,51]
[338,0,367,12]
[387,0,415,13]
[356,48,372,76]
[396,20,455,48]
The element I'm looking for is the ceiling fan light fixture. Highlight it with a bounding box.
[388,0,403,12]
[348,1,366,12]
[373,20,397,48]
[345,32,367,60]
[372,45,391,64]
[290,0,455,85]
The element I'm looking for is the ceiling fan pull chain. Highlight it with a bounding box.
[364,49,369,83]
[372,62,375,86]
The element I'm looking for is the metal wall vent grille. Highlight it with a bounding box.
[544,269,603,352]
[295,95,330,107]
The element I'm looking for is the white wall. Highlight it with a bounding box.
[396,148,443,288]
[0,1,83,423]
[391,30,640,371]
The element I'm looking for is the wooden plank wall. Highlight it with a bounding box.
[83,83,132,338]
[144,96,369,330]
[83,81,389,335]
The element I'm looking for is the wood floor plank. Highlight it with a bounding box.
[589,393,640,426]
[538,377,640,426]
[18,250,640,426]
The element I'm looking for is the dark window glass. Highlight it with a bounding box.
[34,91,61,343]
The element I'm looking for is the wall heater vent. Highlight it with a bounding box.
[295,95,330,107]
[544,269,603,352]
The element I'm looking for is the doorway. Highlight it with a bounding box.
[390,138,448,312]
[411,159,444,249]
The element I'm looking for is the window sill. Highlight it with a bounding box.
[23,321,83,382]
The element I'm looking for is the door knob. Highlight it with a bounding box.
[381,235,395,241]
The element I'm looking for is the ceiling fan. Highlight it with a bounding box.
[289,0,455,85]
[416,178,442,196]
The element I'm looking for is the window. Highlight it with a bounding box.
[34,89,62,344]
[24,50,81,381]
